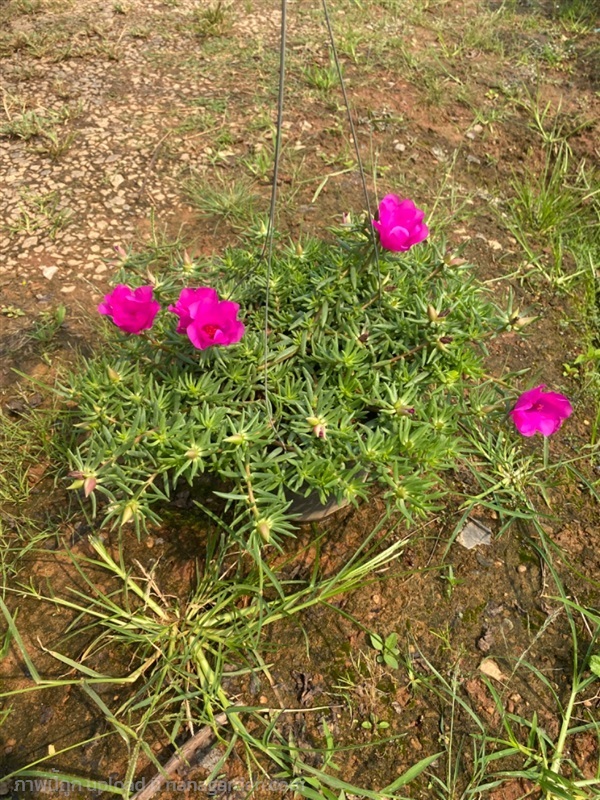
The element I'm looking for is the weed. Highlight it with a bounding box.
[28,305,67,347]
[176,112,219,135]
[34,128,78,160]
[553,0,598,31]
[515,91,594,149]
[192,1,231,38]
[0,405,55,510]
[0,97,82,160]
[0,524,418,795]
[338,30,365,65]
[499,142,599,289]
[242,143,274,181]
[184,173,261,226]
[5,189,73,240]
[302,61,339,93]
[370,631,400,669]
[440,564,464,598]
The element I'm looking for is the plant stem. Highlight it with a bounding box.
[547,682,577,797]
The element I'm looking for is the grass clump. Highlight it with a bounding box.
[184,173,260,226]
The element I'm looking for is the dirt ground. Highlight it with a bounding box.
[0,0,599,797]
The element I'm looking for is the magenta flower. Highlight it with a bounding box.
[98,284,160,334]
[373,194,429,252]
[168,288,211,334]
[169,287,244,350]
[510,385,573,437]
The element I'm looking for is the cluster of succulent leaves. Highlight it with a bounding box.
[63,222,505,549]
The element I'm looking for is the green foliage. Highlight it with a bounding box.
[184,173,260,225]
[191,1,231,38]
[63,224,504,547]
[369,631,400,669]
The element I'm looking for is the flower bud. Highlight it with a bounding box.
[427,305,439,323]
[445,255,467,267]
[224,433,246,445]
[121,503,136,525]
[513,316,537,330]
[394,401,415,416]
[257,519,271,543]
[306,416,327,439]
[84,476,97,497]
[295,242,304,256]
[182,250,194,272]
[314,424,327,440]
[107,367,121,382]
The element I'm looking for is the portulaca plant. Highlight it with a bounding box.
[63,196,516,548]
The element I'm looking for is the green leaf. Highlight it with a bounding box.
[590,654,600,678]
[383,653,399,670]
[381,751,442,791]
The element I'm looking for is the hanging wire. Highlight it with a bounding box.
[320,0,381,299]
[262,0,287,421]
[231,0,379,423]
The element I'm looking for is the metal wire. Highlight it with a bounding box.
[262,0,287,421]
[321,0,381,299]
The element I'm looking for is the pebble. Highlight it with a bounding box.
[42,266,59,280]
[517,564,527,574]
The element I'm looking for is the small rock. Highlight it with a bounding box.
[42,266,59,280]
[517,564,527,574]
[457,518,492,549]
[477,627,493,653]
[61,285,76,293]
[394,142,406,152]
[4,737,16,755]
[6,398,27,415]
[479,658,506,682]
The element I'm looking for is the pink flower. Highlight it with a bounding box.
[373,194,429,252]
[168,288,210,333]
[98,284,160,334]
[169,287,245,350]
[510,385,573,437]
